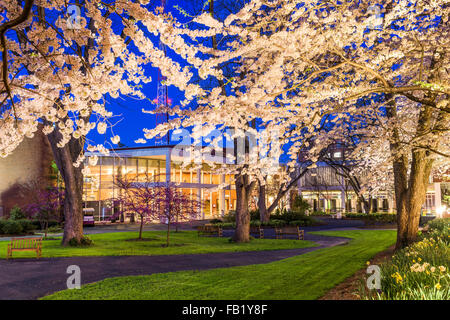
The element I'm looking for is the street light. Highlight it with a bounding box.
[436,205,446,218]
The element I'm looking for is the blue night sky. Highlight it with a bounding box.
[87,0,240,149]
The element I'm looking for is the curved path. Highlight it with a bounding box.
[0,233,349,300]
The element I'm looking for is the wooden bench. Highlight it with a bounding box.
[197,225,223,237]
[7,237,43,259]
[250,226,264,239]
[275,226,304,240]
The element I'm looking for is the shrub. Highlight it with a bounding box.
[310,211,328,216]
[47,226,63,233]
[250,220,261,227]
[249,210,260,221]
[209,218,222,224]
[345,213,397,224]
[291,195,310,213]
[0,219,36,235]
[9,206,26,220]
[222,211,236,223]
[15,219,36,233]
[68,236,93,247]
[214,222,235,229]
[425,218,449,234]
[31,219,60,230]
[261,219,286,227]
[270,209,314,222]
[0,219,6,234]
[1,220,24,235]
[289,219,313,227]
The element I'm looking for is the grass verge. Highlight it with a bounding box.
[0,230,315,259]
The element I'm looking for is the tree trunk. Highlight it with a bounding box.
[392,153,409,250]
[166,219,171,247]
[258,169,308,221]
[389,101,435,250]
[394,154,432,249]
[258,182,270,223]
[233,174,255,242]
[46,132,84,246]
[404,150,433,244]
[363,197,372,214]
[60,165,83,245]
[139,215,144,240]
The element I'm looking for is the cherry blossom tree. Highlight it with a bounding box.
[141,0,448,247]
[0,0,203,245]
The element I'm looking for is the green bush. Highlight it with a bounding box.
[222,211,236,223]
[289,219,315,227]
[0,219,6,234]
[425,218,449,233]
[249,210,260,221]
[0,219,37,235]
[9,206,26,220]
[31,219,60,230]
[345,213,397,224]
[273,208,288,216]
[261,219,286,227]
[15,219,36,233]
[209,218,222,224]
[310,211,328,216]
[1,220,24,235]
[214,222,235,229]
[68,236,93,247]
[270,209,315,222]
[47,226,63,233]
[291,195,310,213]
[250,220,261,227]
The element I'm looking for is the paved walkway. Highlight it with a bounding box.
[0,233,349,300]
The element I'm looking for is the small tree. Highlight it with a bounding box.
[291,195,310,214]
[9,206,26,220]
[114,175,158,241]
[24,187,63,238]
[155,182,201,247]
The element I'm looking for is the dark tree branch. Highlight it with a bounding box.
[0,0,34,116]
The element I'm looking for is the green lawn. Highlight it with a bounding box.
[42,230,396,300]
[0,230,316,259]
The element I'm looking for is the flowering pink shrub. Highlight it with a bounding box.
[113,174,201,245]
[154,182,201,246]
[23,187,63,238]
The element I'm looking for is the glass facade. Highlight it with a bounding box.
[83,149,237,222]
